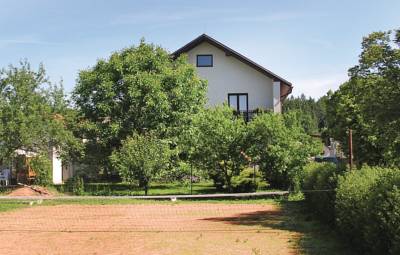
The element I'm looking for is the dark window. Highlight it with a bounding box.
[196,55,213,67]
[228,93,250,122]
[228,93,248,112]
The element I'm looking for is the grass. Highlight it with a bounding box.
[0,196,356,254]
[277,195,356,255]
[57,181,280,196]
[0,201,30,212]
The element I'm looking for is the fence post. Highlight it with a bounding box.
[190,163,193,195]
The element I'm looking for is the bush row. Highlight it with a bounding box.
[302,162,400,254]
[302,162,342,224]
[336,166,400,254]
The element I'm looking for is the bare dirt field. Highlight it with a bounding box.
[0,203,300,255]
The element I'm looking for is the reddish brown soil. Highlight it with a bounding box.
[0,203,299,255]
[7,186,53,196]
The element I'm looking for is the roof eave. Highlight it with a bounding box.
[173,33,293,94]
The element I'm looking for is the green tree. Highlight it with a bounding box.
[282,94,328,134]
[246,112,321,190]
[187,105,247,191]
[110,133,170,195]
[73,40,207,176]
[30,153,52,186]
[0,61,80,166]
[327,28,400,166]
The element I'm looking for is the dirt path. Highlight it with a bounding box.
[0,203,299,255]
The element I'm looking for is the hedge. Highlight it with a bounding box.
[302,162,341,224]
[305,163,400,255]
[335,166,385,252]
[363,168,400,254]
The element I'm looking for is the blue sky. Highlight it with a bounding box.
[1,0,399,98]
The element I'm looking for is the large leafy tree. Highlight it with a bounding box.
[73,40,207,175]
[0,61,80,162]
[327,28,400,166]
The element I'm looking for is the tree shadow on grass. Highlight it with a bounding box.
[202,200,357,255]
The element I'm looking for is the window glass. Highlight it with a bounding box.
[239,95,247,111]
[197,55,213,67]
[228,95,237,110]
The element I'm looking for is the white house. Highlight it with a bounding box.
[32,35,294,185]
[173,34,293,118]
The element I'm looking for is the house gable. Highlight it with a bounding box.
[173,34,293,100]
[184,41,276,110]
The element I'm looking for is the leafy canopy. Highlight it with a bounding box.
[282,93,328,135]
[73,40,207,174]
[0,61,80,161]
[185,105,247,191]
[110,133,170,195]
[326,28,400,166]
[246,112,322,190]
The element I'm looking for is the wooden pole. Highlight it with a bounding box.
[190,163,193,195]
[349,129,353,170]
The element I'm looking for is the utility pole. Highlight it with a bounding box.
[349,129,353,170]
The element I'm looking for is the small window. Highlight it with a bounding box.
[196,55,213,67]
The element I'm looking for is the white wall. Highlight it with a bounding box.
[273,81,281,113]
[50,147,63,184]
[186,42,275,111]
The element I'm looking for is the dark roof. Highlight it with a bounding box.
[172,34,293,98]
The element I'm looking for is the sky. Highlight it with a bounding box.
[0,0,399,99]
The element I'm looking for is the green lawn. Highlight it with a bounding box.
[0,201,30,212]
[57,181,280,196]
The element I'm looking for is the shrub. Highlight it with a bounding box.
[302,162,341,224]
[231,167,268,193]
[110,133,170,195]
[185,105,246,192]
[365,168,400,255]
[64,175,85,195]
[335,166,385,250]
[30,154,52,186]
[246,112,321,190]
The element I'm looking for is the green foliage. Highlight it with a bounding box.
[63,175,85,195]
[231,167,268,193]
[327,28,400,166]
[72,176,85,195]
[186,105,246,191]
[302,162,341,224]
[246,112,321,190]
[335,166,400,254]
[335,166,386,252]
[110,133,170,195]
[0,61,81,162]
[282,94,328,134]
[73,40,207,176]
[30,154,52,186]
[365,169,400,255]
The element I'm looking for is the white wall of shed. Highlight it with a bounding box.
[50,147,63,184]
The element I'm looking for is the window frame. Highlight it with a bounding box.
[227,93,248,113]
[196,54,213,67]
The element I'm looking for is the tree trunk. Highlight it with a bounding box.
[223,161,232,192]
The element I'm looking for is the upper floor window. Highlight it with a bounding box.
[196,55,213,67]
